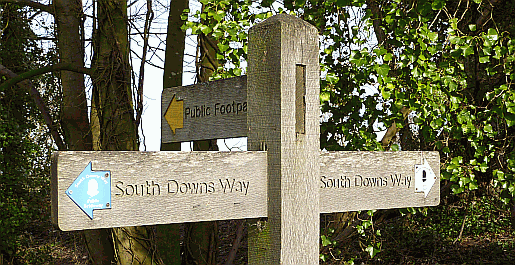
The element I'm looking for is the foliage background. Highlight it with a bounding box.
[1,0,515,263]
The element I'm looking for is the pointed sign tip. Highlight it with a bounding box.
[66,162,111,220]
[414,158,436,198]
[164,94,183,134]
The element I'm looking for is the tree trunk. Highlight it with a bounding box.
[54,0,92,151]
[155,0,189,264]
[53,0,115,264]
[183,32,219,265]
[91,0,155,264]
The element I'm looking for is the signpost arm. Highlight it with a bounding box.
[247,14,320,264]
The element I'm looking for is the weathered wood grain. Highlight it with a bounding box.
[52,150,441,231]
[52,151,267,231]
[247,14,321,265]
[320,151,440,213]
[161,76,247,143]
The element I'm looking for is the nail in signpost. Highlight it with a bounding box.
[52,14,440,265]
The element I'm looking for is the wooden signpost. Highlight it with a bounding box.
[52,14,440,265]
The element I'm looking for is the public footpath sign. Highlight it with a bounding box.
[52,14,440,265]
[162,76,247,143]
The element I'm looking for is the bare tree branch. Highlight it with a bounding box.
[135,0,154,131]
[0,63,66,150]
[380,106,411,149]
[0,62,92,91]
[0,0,53,15]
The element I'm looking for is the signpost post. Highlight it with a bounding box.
[52,14,440,265]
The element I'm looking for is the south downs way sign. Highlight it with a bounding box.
[51,150,439,231]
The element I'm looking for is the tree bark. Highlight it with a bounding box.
[91,0,155,264]
[155,0,189,264]
[53,1,116,263]
[54,0,92,151]
[183,30,219,265]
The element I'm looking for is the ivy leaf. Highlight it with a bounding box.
[479,56,490,63]
[381,88,391,100]
[336,0,351,6]
[383,53,393,61]
[375,64,390,77]
[487,28,499,41]
[469,24,477,32]
[484,124,493,134]
[464,45,475,57]
[217,43,229,52]
[366,245,381,258]
[432,0,445,10]
[506,114,515,127]
[199,24,212,34]
[320,91,330,103]
[321,235,332,247]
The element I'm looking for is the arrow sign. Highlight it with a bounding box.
[65,162,111,219]
[414,158,437,197]
[164,95,183,134]
[53,151,438,231]
[161,76,247,143]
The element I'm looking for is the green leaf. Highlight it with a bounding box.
[366,245,381,258]
[199,24,212,34]
[464,45,475,57]
[376,64,390,77]
[469,24,477,32]
[326,72,338,83]
[381,86,391,99]
[487,28,499,41]
[320,91,330,102]
[479,56,490,63]
[432,0,445,10]
[506,114,515,127]
[484,124,493,134]
[383,53,393,61]
[390,144,400,151]
[217,43,229,52]
[451,49,463,58]
[336,0,351,6]
[449,36,461,44]
[321,235,332,247]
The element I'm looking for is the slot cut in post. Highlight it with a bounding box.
[296,64,306,135]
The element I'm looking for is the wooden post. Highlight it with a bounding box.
[247,14,320,264]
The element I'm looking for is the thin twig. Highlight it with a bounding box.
[454,215,467,244]
[135,0,154,130]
